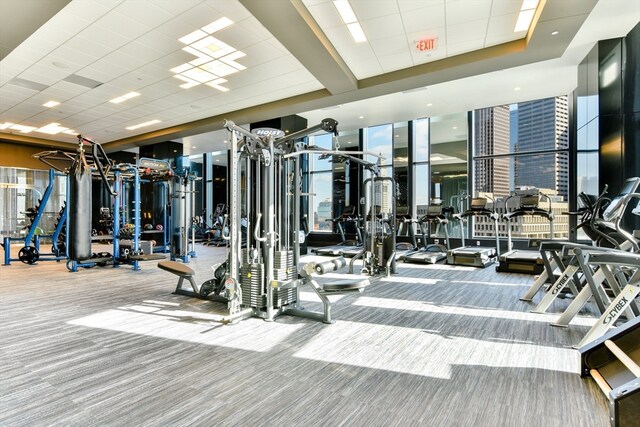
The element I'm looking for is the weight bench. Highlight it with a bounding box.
[158,260,199,296]
[278,257,369,324]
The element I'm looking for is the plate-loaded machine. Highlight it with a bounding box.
[496,188,554,274]
[314,205,362,256]
[520,178,640,308]
[580,315,640,427]
[401,202,450,264]
[447,196,499,267]
[159,118,382,324]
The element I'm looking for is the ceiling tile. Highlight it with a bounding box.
[400,4,446,33]
[346,58,384,79]
[174,2,223,30]
[447,19,489,44]
[93,10,153,41]
[117,41,166,64]
[447,39,485,56]
[49,45,101,68]
[398,0,445,13]
[361,14,405,40]
[378,51,415,73]
[63,0,119,21]
[154,0,203,16]
[490,0,524,16]
[369,35,412,57]
[445,0,492,25]
[409,43,448,65]
[205,0,253,22]
[113,1,174,27]
[303,2,342,30]
[486,13,520,39]
[351,0,400,21]
[240,41,288,67]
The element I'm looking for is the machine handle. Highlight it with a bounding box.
[221,214,230,240]
[254,213,267,242]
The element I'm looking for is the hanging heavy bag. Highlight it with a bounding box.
[68,150,92,261]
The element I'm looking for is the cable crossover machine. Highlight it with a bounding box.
[159,118,387,324]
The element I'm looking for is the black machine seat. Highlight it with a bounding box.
[323,278,369,292]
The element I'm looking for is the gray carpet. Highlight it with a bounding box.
[0,244,609,426]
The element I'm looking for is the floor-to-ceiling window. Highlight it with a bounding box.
[472,95,570,239]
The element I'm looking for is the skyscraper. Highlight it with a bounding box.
[473,105,511,197]
[514,96,569,198]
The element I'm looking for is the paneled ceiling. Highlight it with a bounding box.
[0,0,638,156]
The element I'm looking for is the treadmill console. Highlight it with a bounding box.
[602,177,640,222]
[470,198,487,209]
[427,204,443,216]
[520,195,540,209]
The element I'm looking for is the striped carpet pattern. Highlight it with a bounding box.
[0,245,608,426]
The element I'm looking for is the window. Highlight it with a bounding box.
[472,96,570,239]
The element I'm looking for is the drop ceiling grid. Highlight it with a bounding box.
[0,0,325,143]
[303,0,529,80]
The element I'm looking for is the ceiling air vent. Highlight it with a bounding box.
[7,77,48,92]
[62,74,103,89]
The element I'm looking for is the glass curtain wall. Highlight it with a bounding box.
[308,133,334,231]
[472,95,570,240]
[430,113,468,238]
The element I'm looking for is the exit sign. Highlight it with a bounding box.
[416,37,438,52]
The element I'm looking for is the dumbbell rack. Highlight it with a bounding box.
[580,316,640,427]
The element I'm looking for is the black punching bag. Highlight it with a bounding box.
[68,151,92,260]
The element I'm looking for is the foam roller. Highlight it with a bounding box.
[315,257,347,275]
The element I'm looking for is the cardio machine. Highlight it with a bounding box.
[401,202,450,264]
[496,188,554,274]
[447,196,500,268]
[313,205,362,257]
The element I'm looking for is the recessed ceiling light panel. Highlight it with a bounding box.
[43,101,60,108]
[126,119,161,130]
[171,17,246,92]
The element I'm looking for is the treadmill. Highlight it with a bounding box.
[401,203,450,264]
[447,197,499,267]
[313,206,362,256]
[496,189,553,274]
[395,205,418,257]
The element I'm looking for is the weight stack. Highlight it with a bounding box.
[273,250,296,307]
[241,248,265,308]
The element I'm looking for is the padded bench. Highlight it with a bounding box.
[158,260,198,294]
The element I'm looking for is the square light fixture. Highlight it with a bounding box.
[126,119,161,130]
[110,92,140,104]
[333,0,357,24]
[35,122,70,135]
[171,17,246,92]
[333,0,366,43]
[514,0,540,32]
[43,101,60,108]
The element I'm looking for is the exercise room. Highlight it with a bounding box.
[1,1,639,426]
